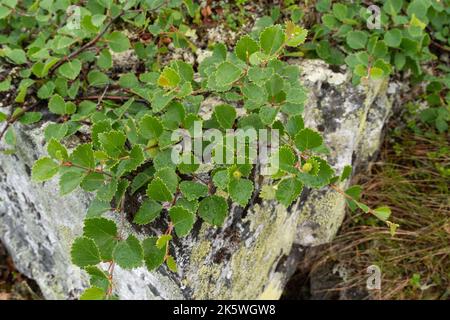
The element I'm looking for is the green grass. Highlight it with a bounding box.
[307,126,449,300]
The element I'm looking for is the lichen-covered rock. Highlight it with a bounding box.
[0,60,393,300]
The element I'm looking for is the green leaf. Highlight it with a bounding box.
[70,144,95,169]
[169,206,195,237]
[242,82,268,105]
[235,35,259,62]
[71,237,101,267]
[81,172,105,192]
[154,168,178,193]
[15,79,34,103]
[406,0,430,19]
[84,266,109,291]
[286,115,305,138]
[373,206,392,221]
[85,266,109,292]
[171,60,194,83]
[369,67,384,80]
[19,112,42,125]
[384,29,402,48]
[4,126,15,146]
[345,185,362,211]
[31,157,59,182]
[265,74,284,98]
[96,179,118,202]
[278,146,297,173]
[4,48,27,64]
[383,0,403,16]
[156,235,172,249]
[0,6,12,20]
[276,177,303,207]
[332,3,348,21]
[131,167,154,194]
[116,145,145,177]
[92,120,112,147]
[248,67,274,84]
[59,171,85,195]
[37,81,55,99]
[142,237,165,271]
[48,94,66,115]
[88,70,110,87]
[213,169,230,190]
[158,66,181,88]
[113,235,143,269]
[286,85,307,105]
[285,22,308,47]
[98,130,126,159]
[294,128,323,151]
[0,77,11,92]
[139,115,163,140]
[106,31,130,52]
[45,123,68,142]
[166,256,177,272]
[356,201,370,213]
[86,198,111,218]
[133,199,162,225]
[345,185,362,199]
[260,25,285,56]
[146,177,173,202]
[215,62,242,86]
[213,104,237,129]
[298,157,334,188]
[179,181,208,201]
[229,178,254,207]
[346,31,368,49]
[198,195,228,226]
[97,48,112,69]
[259,105,277,125]
[79,287,105,300]
[58,59,82,80]
[83,218,118,261]
[119,73,139,89]
[340,165,352,181]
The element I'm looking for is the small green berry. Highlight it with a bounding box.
[233,170,242,179]
[302,162,313,173]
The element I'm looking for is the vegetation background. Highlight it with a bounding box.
[0,0,448,300]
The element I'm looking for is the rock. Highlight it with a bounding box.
[0,60,393,300]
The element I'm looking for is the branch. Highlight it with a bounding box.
[48,10,125,75]
[0,102,40,141]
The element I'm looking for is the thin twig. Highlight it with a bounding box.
[0,102,40,141]
[49,10,125,75]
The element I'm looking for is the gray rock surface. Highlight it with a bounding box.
[0,60,393,300]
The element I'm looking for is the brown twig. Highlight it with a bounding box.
[0,102,40,141]
[48,11,125,75]
[75,94,149,105]
[61,161,114,177]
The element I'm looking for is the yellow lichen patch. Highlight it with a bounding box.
[297,187,347,246]
[258,277,284,300]
[226,202,299,299]
[191,240,211,265]
[185,202,300,299]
